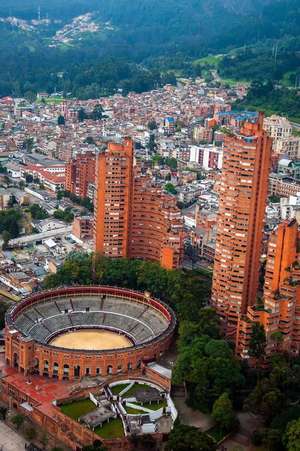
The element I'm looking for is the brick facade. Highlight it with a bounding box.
[94,138,184,269]
[212,113,272,336]
[5,286,176,380]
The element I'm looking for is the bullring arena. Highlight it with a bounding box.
[4,286,176,380]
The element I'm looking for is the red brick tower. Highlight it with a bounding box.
[212,113,272,335]
[93,138,183,268]
[236,219,300,357]
[65,151,95,198]
[94,138,134,258]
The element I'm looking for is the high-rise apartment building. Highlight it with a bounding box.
[212,113,272,334]
[264,115,300,156]
[65,151,96,199]
[236,219,300,357]
[94,139,133,258]
[129,172,183,268]
[94,138,183,269]
[264,115,292,139]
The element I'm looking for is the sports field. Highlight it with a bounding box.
[50,329,131,350]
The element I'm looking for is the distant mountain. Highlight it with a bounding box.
[0,0,298,99]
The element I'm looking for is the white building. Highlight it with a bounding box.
[280,193,300,220]
[189,145,223,170]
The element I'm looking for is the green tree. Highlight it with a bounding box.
[0,405,7,420]
[43,253,211,322]
[82,439,106,451]
[147,134,156,153]
[130,434,158,450]
[261,428,282,451]
[248,323,266,360]
[0,302,8,330]
[148,120,157,130]
[53,208,74,223]
[2,230,11,250]
[165,157,178,170]
[29,203,48,220]
[212,392,236,433]
[85,136,96,145]
[284,418,300,451]
[25,427,37,441]
[11,413,25,429]
[166,424,216,451]
[91,104,103,121]
[57,115,65,126]
[78,108,86,122]
[22,137,34,153]
[0,208,21,238]
[0,163,7,174]
[173,335,244,411]
[25,174,33,183]
[164,182,177,195]
[270,331,283,353]
[8,194,17,208]
[244,379,285,423]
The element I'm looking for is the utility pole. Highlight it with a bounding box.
[273,42,278,66]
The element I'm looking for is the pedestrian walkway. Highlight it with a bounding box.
[173,396,214,431]
[0,421,27,451]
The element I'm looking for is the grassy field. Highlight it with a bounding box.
[193,54,223,67]
[125,406,143,414]
[60,399,95,420]
[36,96,64,105]
[136,400,167,411]
[110,383,130,395]
[123,383,150,398]
[95,418,124,439]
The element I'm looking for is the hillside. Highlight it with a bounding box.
[0,0,299,102]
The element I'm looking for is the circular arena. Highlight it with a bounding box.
[5,286,176,380]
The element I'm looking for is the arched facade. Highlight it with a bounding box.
[5,286,176,381]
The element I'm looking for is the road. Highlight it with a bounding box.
[9,226,72,246]
[291,121,300,130]
[0,421,27,451]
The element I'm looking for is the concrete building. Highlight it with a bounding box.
[276,135,300,159]
[264,115,293,152]
[94,138,183,269]
[72,216,93,241]
[65,151,96,198]
[280,194,300,221]
[189,145,223,170]
[212,113,272,336]
[236,219,300,357]
[269,174,300,197]
[278,158,300,181]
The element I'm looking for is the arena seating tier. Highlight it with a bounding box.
[13,294,171,347]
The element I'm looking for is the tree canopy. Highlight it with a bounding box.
[43,253,212,323]
[166,424,216,451]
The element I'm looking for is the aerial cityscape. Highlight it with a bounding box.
[0,1,299,451]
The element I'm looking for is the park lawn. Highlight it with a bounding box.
[60,399,95,420]
[95,418,125,439]
[110,383,130,395]
[36,96,64,105]
[123,383,150,398]
[138,400,167,411]
[125,406,144,414]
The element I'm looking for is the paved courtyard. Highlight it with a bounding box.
[173,396,214,431]
[0,421,27,451]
